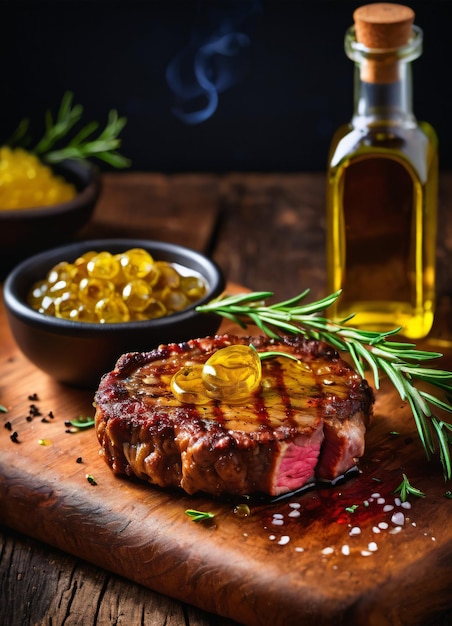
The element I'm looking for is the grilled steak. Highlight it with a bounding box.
[94,334,374,497]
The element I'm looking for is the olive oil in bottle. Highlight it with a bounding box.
[326,3,438,339]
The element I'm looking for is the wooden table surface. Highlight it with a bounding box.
[2,171,452,626]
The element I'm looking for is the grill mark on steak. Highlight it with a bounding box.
[94,334,374,497]
[269,359,295,423]
[212,403,225,424]
[253,391,270,425]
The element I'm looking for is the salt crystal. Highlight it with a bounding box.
[269,535,276,541]
[272,519,284,526]
[371,493,381,498]
[361,550,373,557]
[432,537,436,542]
[401,501,412,509]
[383,504,394,512]
[377,497,385,505]
[288,510,301,518]
[295,547,304,553]
[273,513,284,519]
[394,497,401,506]
[368,542,378,552]
[389,526,402,534]
[278,535,290,545]
[378,522,389,530]
[322,547,334,555]
[349,526,361,536]
[372,526,381,534]
[341,545,350,556]
[289,502,301,509]
[391,511,405,526]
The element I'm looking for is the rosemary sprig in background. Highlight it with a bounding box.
[7,91,130,168]
[197,290,452,480]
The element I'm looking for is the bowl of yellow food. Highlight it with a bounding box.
[0,92,129,275]
[0,148,101,273]
[3,238,225,388]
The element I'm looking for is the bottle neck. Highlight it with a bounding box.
[352,61,416,129]
[345,24,422,130]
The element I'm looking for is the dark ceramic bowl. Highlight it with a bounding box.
[0,159,101,276]
[4,239,225,388]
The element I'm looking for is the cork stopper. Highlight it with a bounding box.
[354,3,414,49]
[353,3,415,83]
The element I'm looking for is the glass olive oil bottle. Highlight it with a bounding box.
[326,3,438,339]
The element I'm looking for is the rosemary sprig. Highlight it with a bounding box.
[7,91,130,168]
[255,347,301,364]
[197,289,452,480]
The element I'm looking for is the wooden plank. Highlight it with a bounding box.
[2,286,452,626]
[0,525,234,626]
[77,172,221,255]
[213,173,328,302]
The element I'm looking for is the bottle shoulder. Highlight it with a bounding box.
[327,121,438,180]
[329,120,437,149]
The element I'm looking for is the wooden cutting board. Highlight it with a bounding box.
[1,286,452,626]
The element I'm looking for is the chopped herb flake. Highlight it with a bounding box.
[0,404,8,413]
[185,509,215,523]
[394,473,425,502]
[69,416,95,430]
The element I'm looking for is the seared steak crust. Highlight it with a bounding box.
[94,334,374,497]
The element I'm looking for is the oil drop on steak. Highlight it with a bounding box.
[94,334,374,497]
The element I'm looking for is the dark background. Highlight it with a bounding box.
[2,0,450,173]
